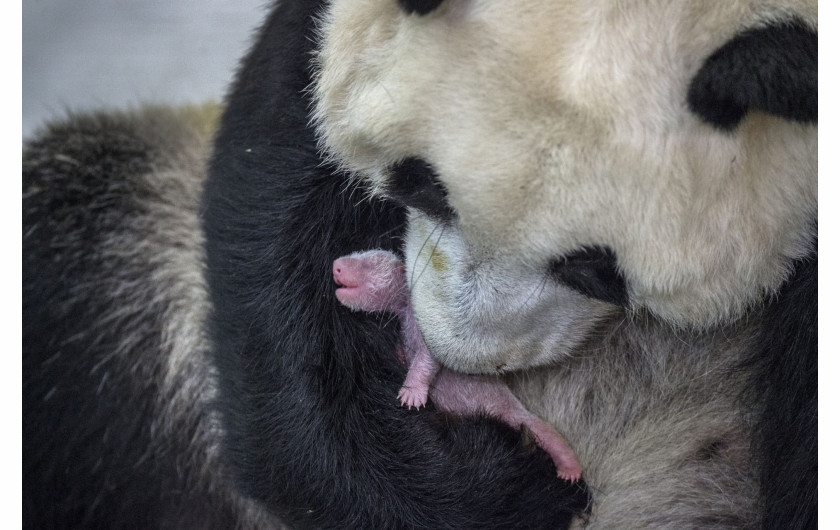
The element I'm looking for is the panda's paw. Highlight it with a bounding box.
[556,461,583,483]
[398,386,428,410]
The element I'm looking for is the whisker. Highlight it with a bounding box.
[410,221,447,292]
[409,220,444,288]
[377,223,405,239]
[379,309,402,331]
[409,224,437,286]
[517,271,550,312]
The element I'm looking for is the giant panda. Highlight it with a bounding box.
[23,0,816,528]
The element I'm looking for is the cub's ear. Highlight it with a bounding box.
[687,20,817,130]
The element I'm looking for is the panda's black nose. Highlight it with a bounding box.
[397,0,445,16]
[549,246,628,307]
[385,158,456,222]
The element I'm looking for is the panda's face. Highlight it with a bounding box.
[313,0,817,373]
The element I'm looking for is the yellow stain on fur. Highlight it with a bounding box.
[416,225,448,272]
[430,245,447,272]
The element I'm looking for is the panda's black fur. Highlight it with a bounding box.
[745,255,817,529]
[23,109,249,528]
[23,0,816,528]
[548,246,629,308]
[202,2,588,527]
[687,19,817,130]
[397,0,445,16]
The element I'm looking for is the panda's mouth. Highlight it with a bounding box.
[332,262,365,308]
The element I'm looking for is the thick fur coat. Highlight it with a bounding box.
[23,1,816,528]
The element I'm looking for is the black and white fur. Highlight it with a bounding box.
[23,0,816,528]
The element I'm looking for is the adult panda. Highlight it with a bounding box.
[23,0,816,528]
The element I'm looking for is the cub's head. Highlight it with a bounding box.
[313,0,817,373]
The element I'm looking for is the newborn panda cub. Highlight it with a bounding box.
[333,250,582,481]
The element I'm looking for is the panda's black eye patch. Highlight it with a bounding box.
[549,246,628,307]
[397,0,444,15]
[687,19,817,131]
[385,158,455,221]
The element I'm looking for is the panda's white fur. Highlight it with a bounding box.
[401,214,617,372]
[314,0,817,372]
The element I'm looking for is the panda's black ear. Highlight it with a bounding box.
[687,20,817,130]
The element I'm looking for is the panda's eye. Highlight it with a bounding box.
[687,19,816,131]
[397,0,445,15]
[549,246,628,307]
[385,158,455,221]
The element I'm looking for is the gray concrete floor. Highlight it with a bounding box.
[23,0,269,139]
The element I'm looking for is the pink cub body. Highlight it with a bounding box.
[332,250,582,481]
